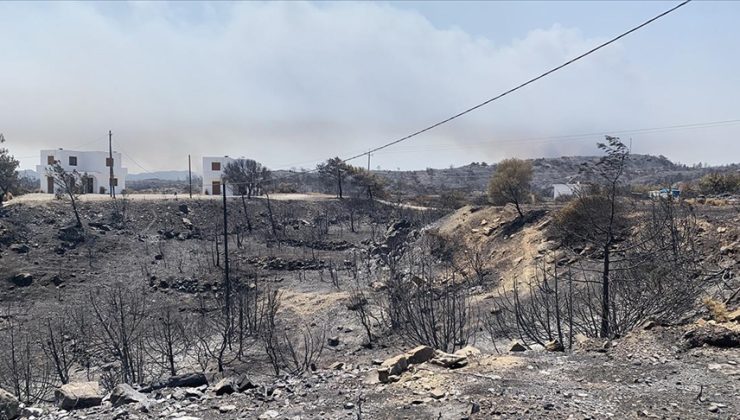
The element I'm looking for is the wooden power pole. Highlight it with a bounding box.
[109,130,116,199]
[188,155,192,198]
[222,181,231,318]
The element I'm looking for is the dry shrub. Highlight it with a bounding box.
[703,298,729,322]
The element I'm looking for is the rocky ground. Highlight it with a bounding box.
[0,197,738,419]
[5,320,739,420]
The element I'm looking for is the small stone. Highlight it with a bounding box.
[708,403,720,413]
[510,342,527,352]
[259,410,280,419]
[218,405,236,413]
[343,402,355,409]
[430,389,445,399]
[327,336,340,347]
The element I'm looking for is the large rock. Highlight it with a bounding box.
[0,388,20,420]
[537,241,559,253]
[54,382,102,410]
[430,350,468,369]
[110,384,148,407]
[140,372,208,392]
[58,226,85,245]
[545,340,565,352]
[454,345,481,358]
[381,354,408,376]
[378,354,408,383]
[406,346,435,365]
[211,374,256,396]
[8,244,29,253]
[9,273,33,287]
[683,323,740,349]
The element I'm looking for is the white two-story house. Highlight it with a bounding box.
[36,149,128,194]
[202,156,237,196]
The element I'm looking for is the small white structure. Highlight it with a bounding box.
[202,156,236,196]
[36,149,127,194]
[553,183,582,199]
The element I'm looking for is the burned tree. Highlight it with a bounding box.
[317,157,354,199]
[47,161,84,228]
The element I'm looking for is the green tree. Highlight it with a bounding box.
[222,159,270,233]
[487,158,533,217]
[0,134,20,207]
[350,168,386,200]
[698,172,740,195]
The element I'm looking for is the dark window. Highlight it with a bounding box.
[47,155,55,165]
[211,162,221,171]
[69,156,77,166]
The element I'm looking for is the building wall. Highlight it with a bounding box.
[553,183,581,199]
[202,156,236,196]
[36,149,128,194]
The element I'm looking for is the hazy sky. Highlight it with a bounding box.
[2,1,739,174]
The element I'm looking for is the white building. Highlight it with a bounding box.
[553,183,582,199]
[202,156,236,195]
[36,149,127,194]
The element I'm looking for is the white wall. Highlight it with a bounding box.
[202,156,236,196]
[36,149,128,194]
[553,183,581,199]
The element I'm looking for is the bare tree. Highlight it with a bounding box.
[47,161,84,227]
[146,304,191,377]
[88,283,149,384]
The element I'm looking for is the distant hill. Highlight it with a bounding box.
[372,154,738,196]
[127,171,191,181]
[18,169,39,180]
[273,154,739,197]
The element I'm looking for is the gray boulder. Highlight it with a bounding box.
[110,384,148,407]
[0,388,20,420]
[9,273,33,287]
[54,382,102,410]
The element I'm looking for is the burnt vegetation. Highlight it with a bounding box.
[0,138,738,419]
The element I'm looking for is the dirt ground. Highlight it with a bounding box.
[0,197,738,419]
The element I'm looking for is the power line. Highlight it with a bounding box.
[368,118,740,155]
[339,0,692,164]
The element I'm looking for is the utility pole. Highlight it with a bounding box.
[108,130,116,199]
[188,155,192,198]
[367,151,371,172]
[222,181,231,319]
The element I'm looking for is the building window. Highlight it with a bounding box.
[211,162,221,171]
[47,155,55,165]
[212,180,221,194]
[69,156,77,166]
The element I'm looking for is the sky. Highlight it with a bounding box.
[1,1,739,174]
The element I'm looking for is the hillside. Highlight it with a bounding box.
[275,154,738,198]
